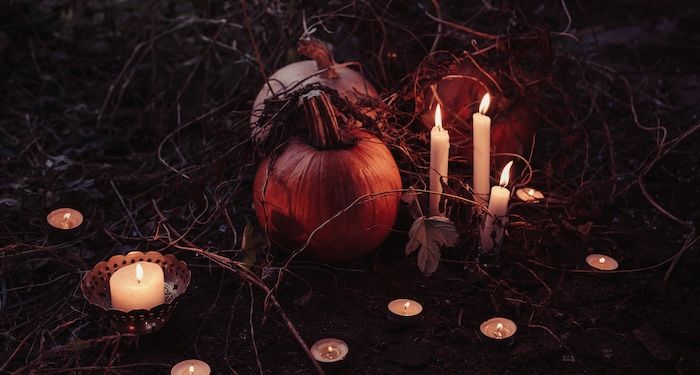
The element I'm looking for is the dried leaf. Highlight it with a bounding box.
[0,198,20,208]
[577,221,593,236]
[65,177,94,191]
[45,155,73,171]
[633,324,674,362]
[405,216,458,276]
[240,221,268,268]
[401,186,423,219]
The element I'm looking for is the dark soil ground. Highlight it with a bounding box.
[1,1,699,374]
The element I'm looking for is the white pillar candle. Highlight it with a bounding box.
[429,104,450,217]
[171,359,211,375]
[109,261,165,312]
[472,94,491,205]
[481,161,513,252]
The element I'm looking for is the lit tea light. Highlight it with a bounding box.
[480,317,517,341]
[170,359,210,375]
[387,298,423,326]
[109,261,165,312]
[515,188,544,202]
[46,207,83,230]
[586,254,619,271]
[388,298,423,316]
[311,338,348,363]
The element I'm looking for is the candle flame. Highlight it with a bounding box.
[495,322,504,338]
[323,345,338,360]
[599,257,606,264]
[479,93,490,114]
[527,189,535,196]
[499,161,514,187]
[135,263,144,282]
[61,212,71,229]
[435,104,443,130]
[403,301,410,314]
[188,365,195,375]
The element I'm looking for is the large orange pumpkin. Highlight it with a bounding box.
[417,59,538,169]
[253,91,401,263]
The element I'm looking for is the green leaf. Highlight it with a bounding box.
[405,216,458,276]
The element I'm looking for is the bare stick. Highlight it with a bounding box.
[161,222,325,375]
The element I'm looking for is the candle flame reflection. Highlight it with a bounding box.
[479,93,490,114]
[435,104,443,130]
[135,263,144,283]
[499,161,514,187]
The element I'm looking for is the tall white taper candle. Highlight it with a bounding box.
[473,94,491,205]
[429,104,450,217]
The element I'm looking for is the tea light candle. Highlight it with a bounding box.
[586,254,619,271]
[472,94,491,205]
[429,104,450,217]
[515,188,544,202]
[480,317,517,341]
[46,207,83,230]
[388,298,423,317]
[311,338,348,363]
[480,161,513,253]
[109,261,165,312]
[387,298,423,326]
[171,359,211,375]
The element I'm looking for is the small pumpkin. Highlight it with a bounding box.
[251,38,378,142]
[253,91,401,263]
[417,59,537,169]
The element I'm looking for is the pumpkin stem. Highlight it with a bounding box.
[298,38,338,80]
[302,90,346,150]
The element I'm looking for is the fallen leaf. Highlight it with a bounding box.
[0,198,20,208]
[633,324,674,362]
[401,186,423,219]
[240,221,268,268]
[405,216,458,276]
[577,221,593,236]
[45,155,73,171]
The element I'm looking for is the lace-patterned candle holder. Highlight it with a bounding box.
[81,251,190,335]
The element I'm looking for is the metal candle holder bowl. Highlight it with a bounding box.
[80,251,190,335]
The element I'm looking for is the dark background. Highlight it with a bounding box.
[1,1,699,374]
